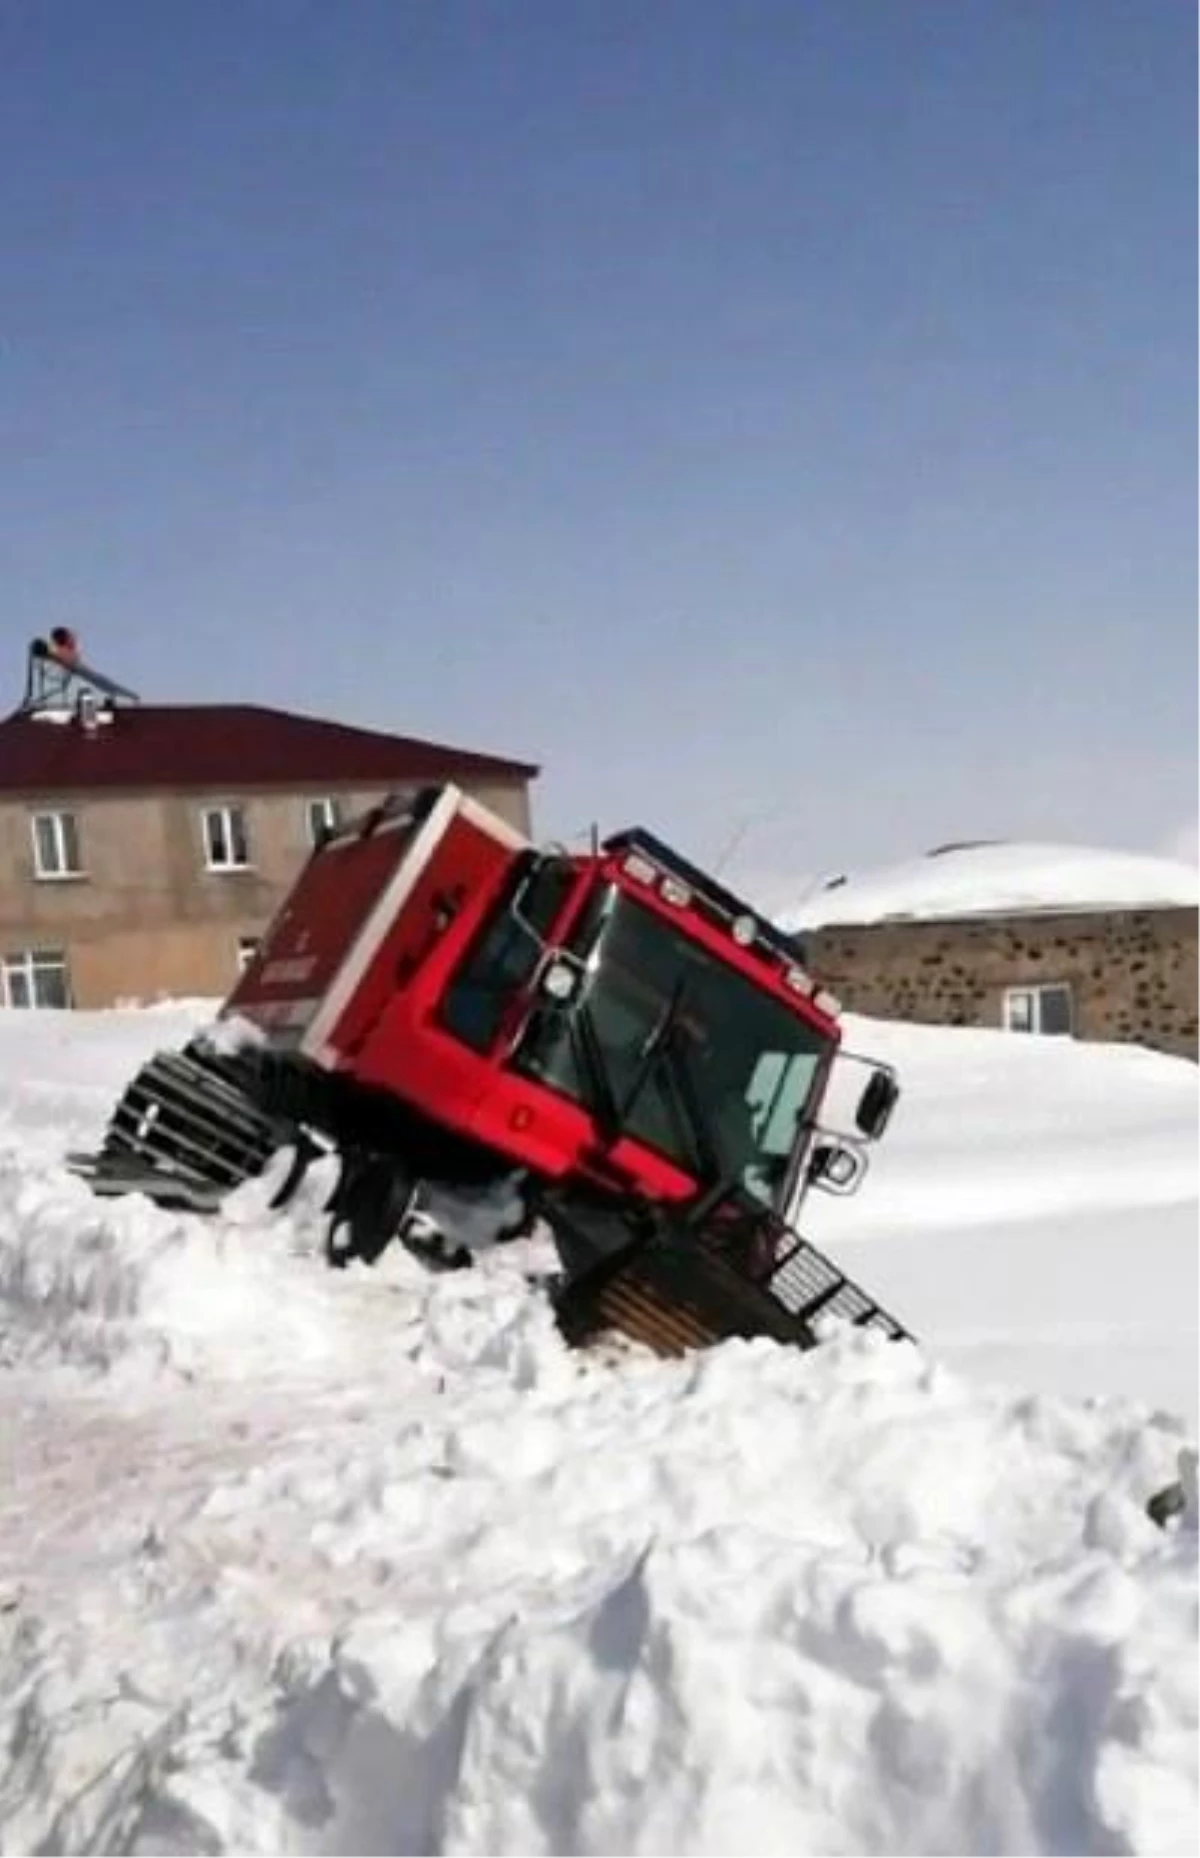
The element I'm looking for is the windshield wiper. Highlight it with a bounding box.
[553,978,747,1225]
[567,1003,623,1148]
[657,1020,724,1186]
[562,976,713,1182]
[617,977,685,1124]
[568,977,691,1158]
[592,974,742,1208]
[650,1019,774,1232]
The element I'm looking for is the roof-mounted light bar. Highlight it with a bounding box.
[623,851,657,885]
[618,843,837,1015]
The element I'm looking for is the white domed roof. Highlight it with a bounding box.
[782,840,1200,930]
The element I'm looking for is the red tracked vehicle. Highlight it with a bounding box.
[73,783,909,1358]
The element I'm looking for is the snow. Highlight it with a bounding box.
[778,840,1200,928]
[804,1018,1199,1423]
[0,1004,1196,1855]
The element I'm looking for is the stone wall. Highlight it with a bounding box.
[803,906,1198,1060]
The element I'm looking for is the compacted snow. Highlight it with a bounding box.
[0,1003,1196,1856]
[779,840,1200,928]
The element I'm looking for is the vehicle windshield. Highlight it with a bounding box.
[513,886,831,1205]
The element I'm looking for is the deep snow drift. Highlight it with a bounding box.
[0,1004,1196,1855]
[803,1015,1198,1424]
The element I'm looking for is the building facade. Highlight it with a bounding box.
[804,906,1198,1061]
[0,654,538,1010]
[790,842,1199,1062]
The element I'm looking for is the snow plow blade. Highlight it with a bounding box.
[544,1187,912,1358]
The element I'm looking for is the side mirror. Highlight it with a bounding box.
[855,1067,899,1140]
[809,1140,866,1195]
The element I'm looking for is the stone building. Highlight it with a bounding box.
[788,841,1199,1061]
[0,639,538,1010]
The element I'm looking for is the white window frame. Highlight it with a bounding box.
[202,805,251,871]
[31,810,83,880]
[1003,983,1074,1037]
[2,947,72,1010]
[236,935,261,975]
[306,795,343,846]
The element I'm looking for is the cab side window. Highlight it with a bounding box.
[440,859,575,1053]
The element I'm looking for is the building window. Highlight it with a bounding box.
[31,811,82,879]
[237,936,260,975]
[202,806,250,870]
[1003,983,1074,1037]
[306,796,342,846]
[2,948,72,1009]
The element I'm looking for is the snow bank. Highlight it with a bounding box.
[0,1000,214,1164]
[0,1007,1196,1855]
[781,841,1200,928]
[2,1314,1195,1856]
[805,1016,1199,1424]
[818,1013,1199,1233]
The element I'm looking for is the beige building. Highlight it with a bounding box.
[789,841,1199,1062]
[0,644,538,1010]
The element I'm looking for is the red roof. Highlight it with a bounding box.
[0,704,539,795]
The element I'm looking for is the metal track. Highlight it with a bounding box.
[70,1048,912,1363]
[69,1044,288,1211]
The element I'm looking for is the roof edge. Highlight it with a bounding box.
[130,702,542,778]
[0,699,541,789]
[803,899,1200,931]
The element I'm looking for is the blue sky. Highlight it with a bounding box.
[2,0,1194,898]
